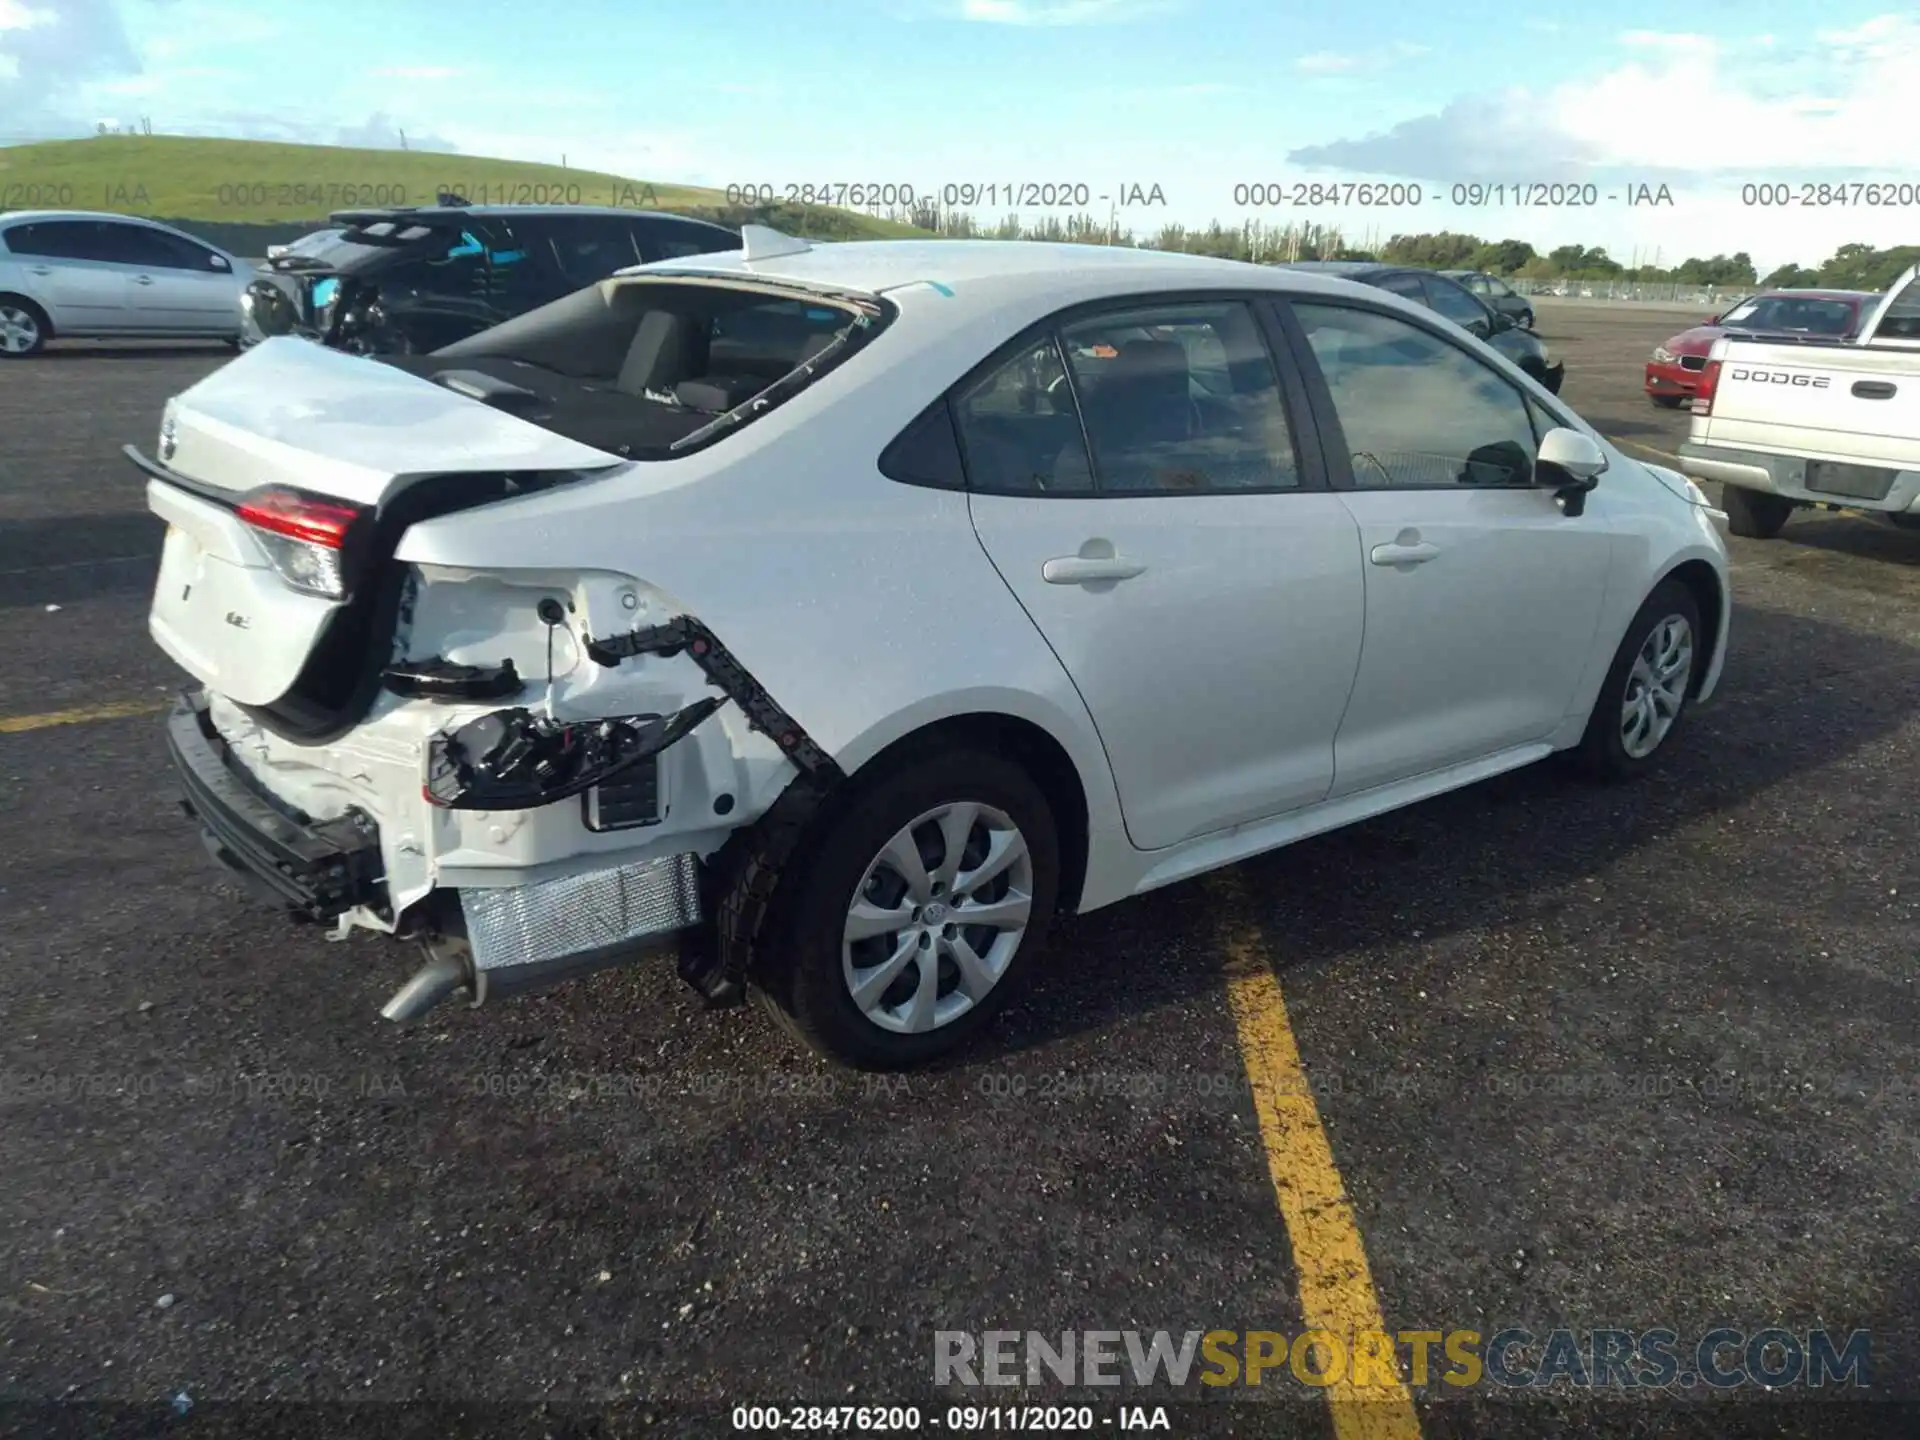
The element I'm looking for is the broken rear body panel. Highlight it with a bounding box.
[143,265,1129,1019]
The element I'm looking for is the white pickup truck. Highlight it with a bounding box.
[1680,262,1920,538]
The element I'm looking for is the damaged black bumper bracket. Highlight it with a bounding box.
[583,616,846,785]
[425,697,724,810]
[585,615,846,1008]
[166,691,386,923]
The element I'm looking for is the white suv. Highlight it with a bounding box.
[0,210,253,356]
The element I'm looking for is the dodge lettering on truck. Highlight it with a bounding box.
[1680,263,1920,538]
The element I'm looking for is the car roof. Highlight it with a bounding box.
[1746,288,1879,302]
[1272,260,1392,276]
[1,209,196,228]
[329,205,734,226]
[618,238,1394,303]
[0,210,237,252]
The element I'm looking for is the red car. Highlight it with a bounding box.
[1644,288,1880,407]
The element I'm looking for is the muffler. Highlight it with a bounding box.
[380,938,476,1022]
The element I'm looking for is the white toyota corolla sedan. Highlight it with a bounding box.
[133,228,1731,1068]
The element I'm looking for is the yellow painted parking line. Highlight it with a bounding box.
[0,698,168,734]
[1211,871,1423,1440]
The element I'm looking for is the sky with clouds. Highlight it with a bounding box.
[2,0,1915,270]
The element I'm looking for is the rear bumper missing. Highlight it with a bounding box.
[168,688,715,1020]
[167,690,387,922]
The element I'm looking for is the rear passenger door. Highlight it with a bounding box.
[959,295,1366,852]
[0,220,128,332]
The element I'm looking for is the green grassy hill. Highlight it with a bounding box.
[0,135,927,251]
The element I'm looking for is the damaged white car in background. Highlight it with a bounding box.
[135,227,1731,1068]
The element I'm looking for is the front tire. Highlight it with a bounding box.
[1722,485,1794,539]
[746,747,1061,1069]
[1575,579,1703,782]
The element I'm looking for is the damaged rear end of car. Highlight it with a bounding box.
[141,265,895,1021]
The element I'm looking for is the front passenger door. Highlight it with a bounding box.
[103,224,237,332]
[1285,300,1614,796]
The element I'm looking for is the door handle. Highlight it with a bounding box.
[133,275,155,286]
[28,265,52,276]
[1369,541,1440,566]
[1852,380,1896,400]
[1042,556,1147,585]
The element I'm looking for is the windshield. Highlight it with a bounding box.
[1716,294,1857,335]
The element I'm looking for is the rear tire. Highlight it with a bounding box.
[1575,579,1703,782]
[0,295,49,357]
[742,747,1060,1070]
[1722,485,1794,539]
[1884,512,1920,532]
[1650,394,1686,409]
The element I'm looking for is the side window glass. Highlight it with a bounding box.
[1059,301,1299,492]
[545,219,642,287]
[148,231,225,271]
[1294,303,1539,489]
[1487,277,1515,299]
[1376,272,1429,306]
[1426,277,1489,329]
[1872,277,1920,340]
[2,223,40,256]
[645,223,732,261]
[1,223,59,257]
[880,400,967,489]
[951,336,1095,494]
[96,224,176,267]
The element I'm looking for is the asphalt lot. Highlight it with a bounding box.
[2,304,1918,1439]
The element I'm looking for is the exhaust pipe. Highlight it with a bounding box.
[381,939,476,1023]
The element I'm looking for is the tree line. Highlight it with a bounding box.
[713,199,1920,293]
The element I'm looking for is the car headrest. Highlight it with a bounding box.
[615,310,701,396]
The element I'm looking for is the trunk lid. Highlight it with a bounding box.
[1695,336,1920,470]
[145,337,624,710]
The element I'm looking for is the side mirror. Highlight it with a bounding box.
[1490,310,1516,333]
[1537,427,1608,516]
[1705,314,1720,325]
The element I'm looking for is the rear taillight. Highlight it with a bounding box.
[237,487,368,599]
[1692,359,1721,416]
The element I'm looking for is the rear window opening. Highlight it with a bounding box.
[381,279,895,458]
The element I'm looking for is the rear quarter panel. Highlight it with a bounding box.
[392,286,1137,907]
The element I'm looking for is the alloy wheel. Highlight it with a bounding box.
[0,305,41,355]
[1620,614,1694,759]
[842,801,1034,1035]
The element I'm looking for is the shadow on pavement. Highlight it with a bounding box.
[1770,515,1920,569]
[977,602,1920,1061]
[0,512,164,608]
